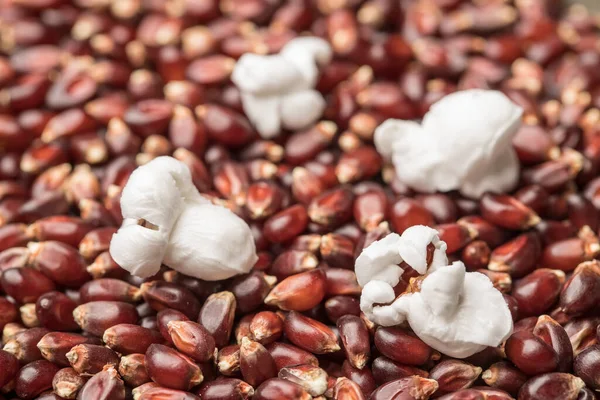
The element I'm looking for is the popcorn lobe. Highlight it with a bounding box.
[231,37,332,138]
[374,89,523,198]
[109,156,258,281]
[357,225,513,358]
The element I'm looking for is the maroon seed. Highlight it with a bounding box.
[253,378,312,400]
[512,269,566,317]
[28,241,91,288]
[76,365,126,400]
[371,356,429,385]
[35,291,78,331]
[79,278,141,303]
[52,367,88,399]
[37,332,101,367]
[228,271,276,314]
[118,353,150,388]
[518,373,585,400]
[369,376,439,400]
[240,337,278,387]
[167,320,216,362]
[480,193,541,230]
[266,342,319,371]
[14,360,61,400]
[482,361,528,396]
[198,291,236,348]
[66,344,119,375]
[145,343,203,391]
[141,281,201,320]
[264,269,326,312]
[103,324,164,355]
[2,327,49,364]
[573,344,600,390]
[195,378,254,400]
[374,327,438,366]
[0,349,19,388]
[1,267,56,304]
[263,205,309,243]
[337,315,370,370]
[72,301,139,336]
[279,364,329,397]
[283,311,341,354]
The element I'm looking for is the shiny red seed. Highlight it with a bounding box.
[263,205,309,243]
[195,104,255,148]
[389,198,435,234]
[480,193,541,230]
[14,360,61,400]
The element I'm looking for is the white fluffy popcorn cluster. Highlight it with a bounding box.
[374,89,524,198]
[109,156,258,281]
[231,37,332,138]
[356,225,513,358]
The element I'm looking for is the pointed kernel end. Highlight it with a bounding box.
[587,241,600,257]
[85,145,108,164]
[572,376,586,392]
[190,370,204,387]
[351,355,369,370]
[536,315,559,327]
[551,269,567,284]
[172,104,192,118]
[487,260,510,273]
[2,340,19,357]
[79,241,91,259]
[481,369,494,384]
[525,213,541,228]
[263,293,278,308]
[240,383,255,398]
[303,254,319,269]
[103,364,121,377]
[355,90,368,106]
[326,343,342,353]
[422,377,440,396]
[172,147,189,161]
[318,121,338,139]
[55,382,79,399]
[353,65,373,86]
[138,281,153,296]
[358,4,382,25]
[194,105,207,119]
[548,146,561,161]
[26,237,41,256]
[465,224,478,240]
[240,336,253,349]
[102,330,114,346]
[72,305,84,326]
[363,215,384,232]
[65,348,78,364]
[335,164,356,184]
[264,274,278,288]
[267,145,284,163]
[130,287,143,302]
[166,320,182,333]
[20,157,37,174]
[578,225,595,241]
[40,129,56,144]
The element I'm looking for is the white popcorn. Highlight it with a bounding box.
[109,156,258,281]
[374,89,523,198]
[357,226,513,358]
[231,37,332,138]
[354,225,447,287]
